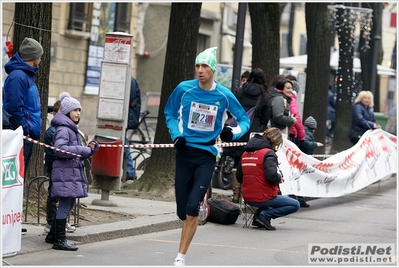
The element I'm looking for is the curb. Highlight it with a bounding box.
[19,214,183,255]
[70,218,183,244]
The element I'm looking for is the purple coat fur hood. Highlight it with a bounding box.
[51,113,99,198]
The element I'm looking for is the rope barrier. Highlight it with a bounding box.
[23,136,334,158]
[24,136,82,157]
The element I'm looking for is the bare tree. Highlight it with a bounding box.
[248,3,280,84]
[330,5,357,152]
[128,3,202,197]
[359,3,383,111]
[13,3,52,180]
[304,3,331,153]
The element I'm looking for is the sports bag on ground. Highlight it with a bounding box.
[207,198,240,225]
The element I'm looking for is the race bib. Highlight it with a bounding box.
[188,102,217,132]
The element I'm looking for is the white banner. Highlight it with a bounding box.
[277,129,397,197]
[2,126,24,255]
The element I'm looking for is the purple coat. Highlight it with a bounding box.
[51,113,99,198]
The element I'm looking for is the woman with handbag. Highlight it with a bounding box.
[348,90,381,145]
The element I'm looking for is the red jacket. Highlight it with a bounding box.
[241,148,280,203]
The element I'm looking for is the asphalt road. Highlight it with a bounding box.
[4,176,397,267]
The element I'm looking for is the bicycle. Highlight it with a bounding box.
[128,147,151,172]
[127,110,153,144]
[211,153,234,190]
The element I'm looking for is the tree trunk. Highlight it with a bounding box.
[330,6,356,152]
[128,3,202,198]
[359,3,383,111]
[13,3,52,182]
[304,3,331,154]
[248,3,280,84]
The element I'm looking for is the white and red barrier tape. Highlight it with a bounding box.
[23,136,333,158]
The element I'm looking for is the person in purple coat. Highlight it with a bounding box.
[45,92,99,251]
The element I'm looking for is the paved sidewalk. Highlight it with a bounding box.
[18,188,233,255]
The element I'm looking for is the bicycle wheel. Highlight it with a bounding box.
[128,128,148,144]
[136,157,150,171]
[216,155,233,190]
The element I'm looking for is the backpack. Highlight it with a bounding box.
[228,106,256,127]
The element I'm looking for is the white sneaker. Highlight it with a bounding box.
[65,222,76,233]
[44,223,51,233]
[173,259,185,266]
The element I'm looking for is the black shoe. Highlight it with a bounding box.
[252,219,262,228]
[255,214,276,231]
[298,197,310,208]
[53,239,78,251]
[21,228,27,235]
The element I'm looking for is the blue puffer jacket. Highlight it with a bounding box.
[348,102,377,138]
[127,77,141,130]
[51,113,99,198]
[3,52,42,139]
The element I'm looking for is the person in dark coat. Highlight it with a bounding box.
[269,78,296,135]
[124,77,142,181]
[225,68,271,203]
[348,90,381,145]
[299,116,324,155]
[45,92,99,251]
[236,127,300,231]
[327,85,336,138]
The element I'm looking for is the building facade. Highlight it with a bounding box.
[2,2,396,137]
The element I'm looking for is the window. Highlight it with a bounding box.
[299,34,307,55]
[114,3,132,32]
[67,3,90,32]
[197,34,210,55]
[281,33,289,58]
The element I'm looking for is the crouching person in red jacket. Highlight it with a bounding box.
[236,127,299,230]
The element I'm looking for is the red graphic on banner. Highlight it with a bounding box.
[285,147,307,171]
[378,134,393,171]
[19,147,24,179]
[285,147,316,192]
[338,151,360,170]
[338,151,360,190]
[313,162,334,173]
[391,13,397,28]
[360,137,379,180]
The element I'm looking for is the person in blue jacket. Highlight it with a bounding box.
[348,90,381,145]
[124,77,142,181]
[164,47,250,266]
[3,37,43,177]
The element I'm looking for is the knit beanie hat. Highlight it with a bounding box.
[59,92,82,115]
[304,116,317,129]
[195,47,217,73]
[19,37,43,61]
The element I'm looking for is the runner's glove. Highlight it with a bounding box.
[174,137,186,149]
[220,126,233,142]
